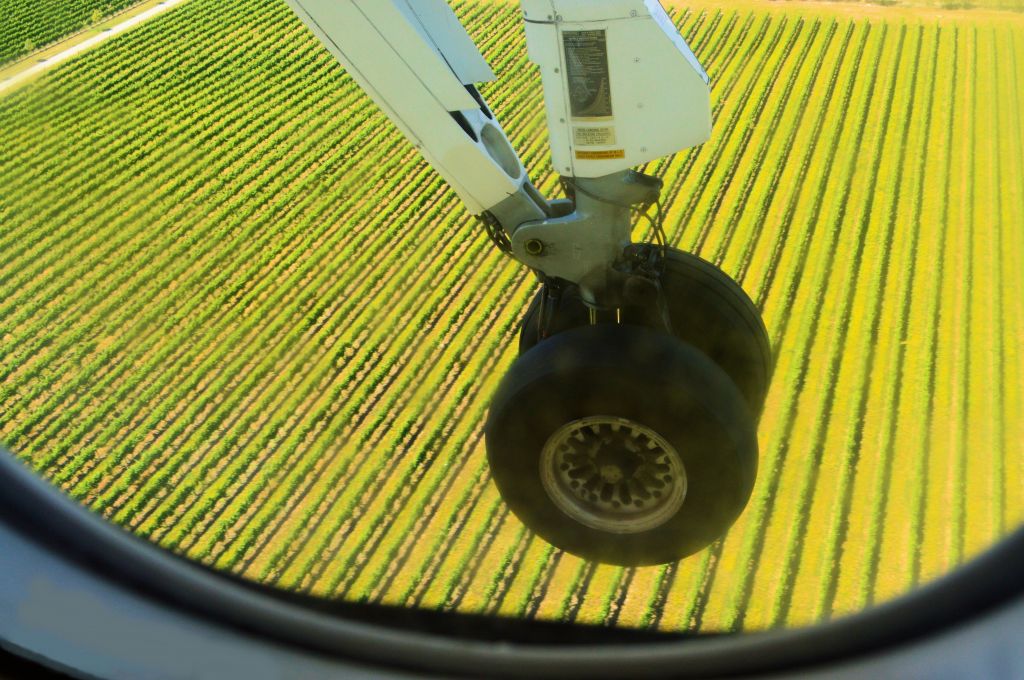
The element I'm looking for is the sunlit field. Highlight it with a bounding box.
[1,0,1021,632]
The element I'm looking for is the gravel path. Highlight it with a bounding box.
[0,0,190,96]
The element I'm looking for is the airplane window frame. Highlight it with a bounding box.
[1,447,1022,678]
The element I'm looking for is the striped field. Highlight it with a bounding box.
[0,0,1021,633]
[0,0,145,65]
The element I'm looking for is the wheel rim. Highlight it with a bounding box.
[539,416,687,534]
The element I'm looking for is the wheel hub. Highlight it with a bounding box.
[540,416,687,534]
[599,465,624,484]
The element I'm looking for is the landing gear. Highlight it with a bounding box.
[486,247,772,565]
[485,324,758,566]
[519,246,773,417]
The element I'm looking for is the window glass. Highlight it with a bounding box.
[0,0,1020,636]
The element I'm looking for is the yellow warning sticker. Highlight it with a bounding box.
[575,149,626,160]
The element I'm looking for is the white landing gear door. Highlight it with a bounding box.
[522,0,712,179]
[284,0,529,215]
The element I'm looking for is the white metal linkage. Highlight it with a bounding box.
[284,0,529,216]
[283,0,712,298]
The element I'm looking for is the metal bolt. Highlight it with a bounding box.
[525,239,545,256]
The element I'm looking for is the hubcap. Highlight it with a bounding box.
[540,416,687,534]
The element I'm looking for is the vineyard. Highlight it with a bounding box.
[814,0,1023,9]
[0,0,1021,633]
[0,0,143,65]
[838,0,1024,10]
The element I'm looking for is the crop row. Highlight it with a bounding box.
[0,0,142,66]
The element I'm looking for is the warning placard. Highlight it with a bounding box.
[563,30,613,120]
[575,149,626,160]
[573,126,617,147]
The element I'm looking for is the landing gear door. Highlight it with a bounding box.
[522,0,712,178]
[395,0,496,86]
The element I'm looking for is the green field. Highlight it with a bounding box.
[769,0,1024,11]
[0,0,1021,633]
[0,0,144,65]
[819,0,1024,9]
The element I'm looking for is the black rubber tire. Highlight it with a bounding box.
[486,324,758,566]
[519,248,773,418]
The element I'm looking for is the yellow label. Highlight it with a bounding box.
[575,149,626,160]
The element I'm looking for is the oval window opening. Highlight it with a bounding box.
[481,123,523,180]
[0,0,1020,654]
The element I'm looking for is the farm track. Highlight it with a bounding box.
[1,0,1020,634]
[0,0,152,66]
